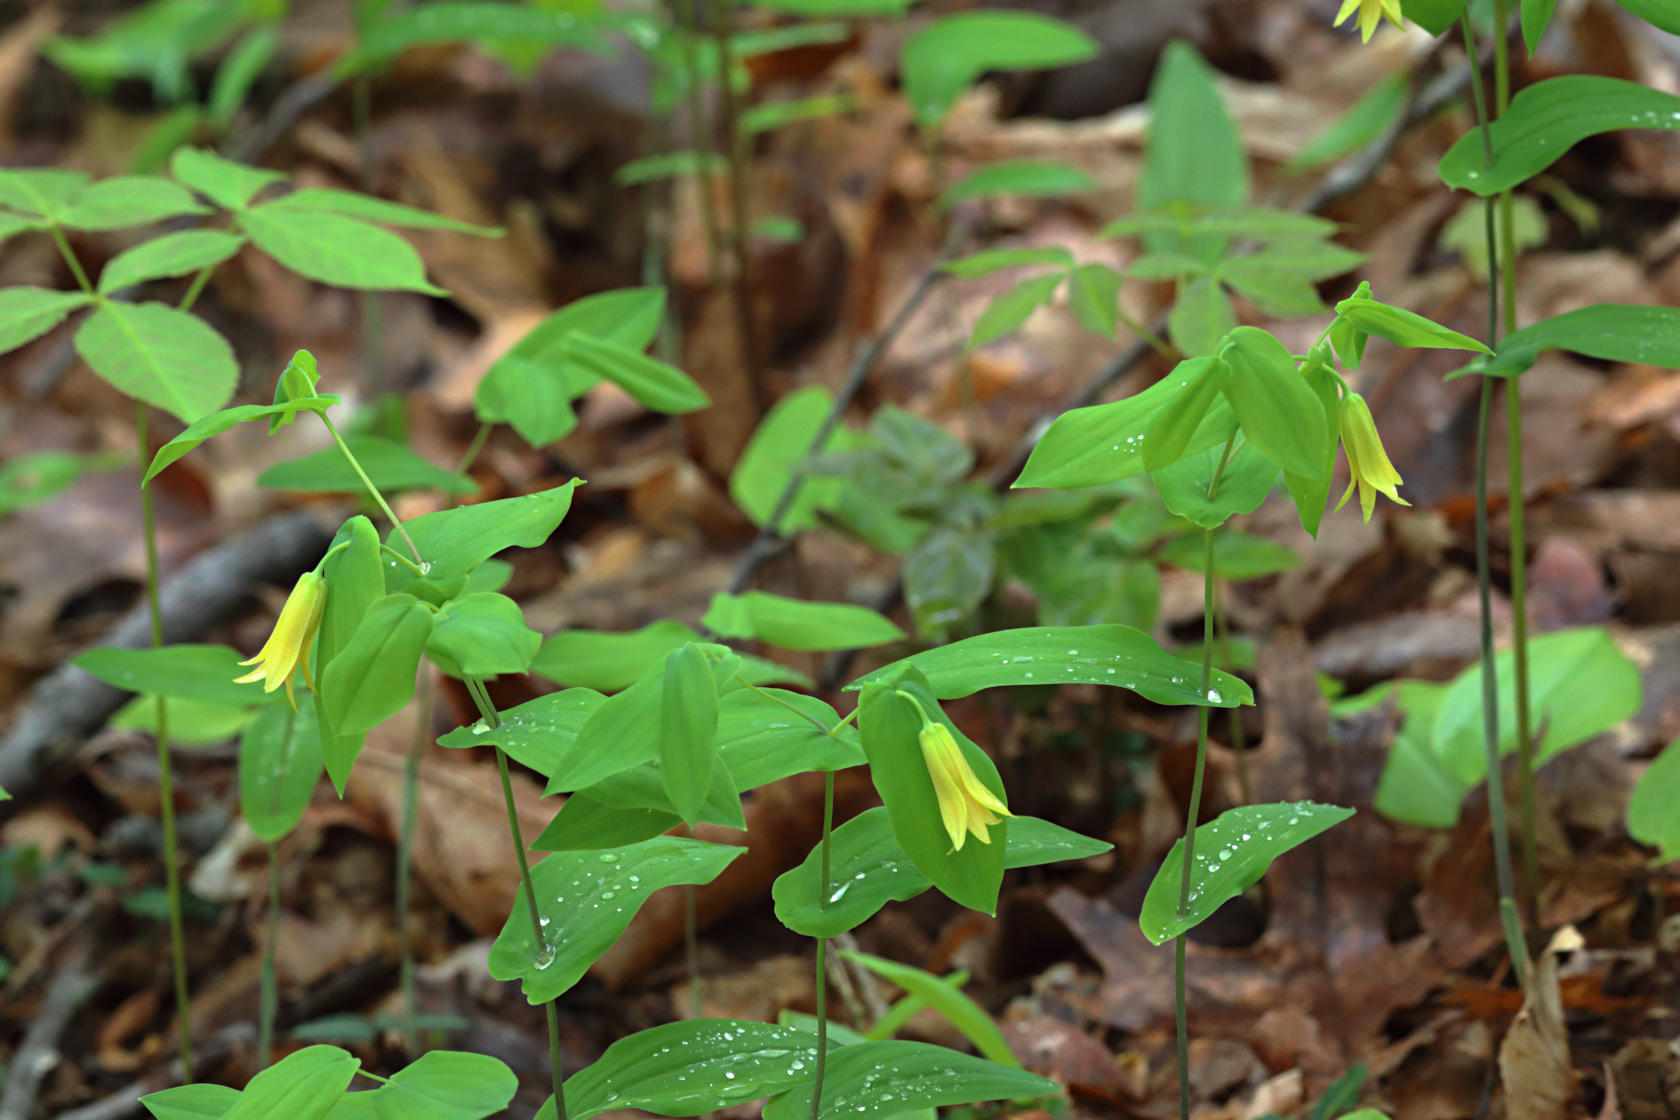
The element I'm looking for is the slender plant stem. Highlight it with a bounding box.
[354,76,384,396]
[806,770,836,1120]
[456,422,492,475]
[320,414,421,561]
[137,403,194,1078]
[48,226,94,292]
[707,0,764,411]
[1489,0,1540,935]
[396,667,431,1051]
[1461,13,1531,986]
[1213,582,1250,805]
[671,0,725,287]
[466,677,568,1120]
[260,842,280,1068]
[1172,529,1217,1120]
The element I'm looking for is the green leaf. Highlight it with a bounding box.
[901,12,1097,128]
[742,0,912,15]
[144,399,336,484]
[774,808,1108,938]
[364,1051,518,1120]
[531,621,698,692]
[1289,74,1408,171]
[426,592,541,679]
[58,176,208,231]
[0,449,119,515]
[74,301,237,424]
[903,527,995,637]
[1216,326,1329,480]
[1168,274,1236,357]
[1018,358,1237,489]
[1280,356,1342,537]
[241,205,445,294]
[847,625,1252,708]
[0,288,94,354]
[659,644,720,825]
[840,950,1016,1064]
[475,356,578,448]
[1431,627,1641,785]
[532,795,680,852]
[1157,529,1299,579]
[1139,801,1354,943]
[209,25,280,125]
[858,671,1007,913]
[0,168,89,219]
[1370,682,1469,829]
[266,188,501,236]
[1612,0,1680,32]
[1067,263,1122,338]
[702,591,904,651]
[99,230,246,295]
[565,1020,832,1120]
[614,151,729,186]
[0,210,43,249]
[319,595,434,736]
[1139,41,1249,262]
[1152,442,1277,529]
[550,667,667,791]
[561,332,709,413]
[315,517,385,794]
[710,688,864,789]
[337,3,606,74]
[221,1044,359,1120]
[1439,76,1680,196]
[113,694,257,744]
[1401,0,1467,35]
[742,94,855,136]
[939,159,1095,206]
[1521,0,1560,53]
[171,146,285,210]
[941,247,1072,278]
[74,643,272,706]
[1629,737,1680,863]
[1485,304,1680,377]
[257,435,476,495]
[730,385,847,530]
[762,1041,1059,1120]
[1142,356,1229,472]
[394,480,579,589]
[968,273,1062,350]
[1440,195,1547,282]
[239,703,324,842]
[440,687,603,781]
[141,1084,241,1120]
[489,837,745,1002]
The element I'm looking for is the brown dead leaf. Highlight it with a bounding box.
[1498,926,1582,1120]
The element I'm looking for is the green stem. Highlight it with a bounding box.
[1462,12,1531,986]
[260,841,279,1068]
[670,0,725,288]
[456,422,492,476]
[179,265,215,314]
[466,677,567,1120]
[1490,0,1540,937]
[354,75,384,396]
[138,402,193,1078]
[1172,529,1218,1120]
[1213,582,1249,805]
[707,0,765,412]
[396,667,431,1051]
[806,770,836,1120]
[48,226,94,293]
[320,414,421,562]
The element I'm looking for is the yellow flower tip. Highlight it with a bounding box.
[1332,0,1405,41]
[917,721,1012,854]
[1337,394,1407,522]
[234,570,327,707]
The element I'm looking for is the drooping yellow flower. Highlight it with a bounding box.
[1335,393,1410,522]
[1333,0,1404,42]
[235,571,327,707]
[917,721,1012,852]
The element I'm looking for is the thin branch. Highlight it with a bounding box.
[0,943,102,1120]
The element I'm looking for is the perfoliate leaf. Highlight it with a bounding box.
[425,592,541,679]
[659,644,720,825]
[761,1041,1058,1120]
[239,703,324,843]
[318,595,434,736]
[1216,326,1329,480]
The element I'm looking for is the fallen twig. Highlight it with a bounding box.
[0,510,336,808]
[0,942,102,1120]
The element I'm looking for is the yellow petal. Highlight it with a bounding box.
[1332,0,1362,25]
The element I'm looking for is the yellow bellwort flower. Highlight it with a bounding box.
[917,720,1013,853]
[1335,393,1410,522]
[1332,0,1404,41]
[235,570,327,707]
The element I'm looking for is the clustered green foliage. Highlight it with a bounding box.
[6,0,1680,1117]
